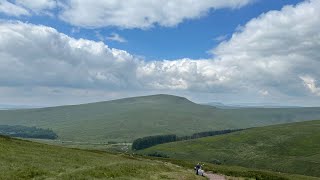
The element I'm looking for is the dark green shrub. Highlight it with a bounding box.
[0,125,58,139]
[132,134,176,150]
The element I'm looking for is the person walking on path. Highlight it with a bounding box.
[195,163,201,175]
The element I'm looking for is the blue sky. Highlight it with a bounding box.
[1,0,303,60]
[0,0,319,106]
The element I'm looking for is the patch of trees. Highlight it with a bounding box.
[0,125,58,139]
[147,152,169,158]
[177,129,243,141]
[132,129,243,150]
[132,134,176,150]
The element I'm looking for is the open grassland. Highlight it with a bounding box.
[1,135,317,180]
[144,157,320,180]
[0,135,204,180]
[139,120,320,178]
[1,94,320,143]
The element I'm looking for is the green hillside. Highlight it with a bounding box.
[139,120,320,177]
[1,135,318,180]
[0,135,203,179]
[1,94,320,143]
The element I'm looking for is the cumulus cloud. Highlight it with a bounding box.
[1,0,254,28]
[211,0,320,96]
[15,0,57,14]
[95,32,127,43]
[137,59,237,92]
[300,75,320,96]
[0,21,236,92]
[0,0,30,16]
[1,0,320,105]
[0,22,139,90]
[0,0,57,16]
[58,0,253,29]
[107,33,127,43]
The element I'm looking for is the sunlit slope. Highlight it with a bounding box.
[0,135,203,180]
[140,120,320,177]
[1,94,320,142]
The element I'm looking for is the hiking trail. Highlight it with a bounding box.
[204,172,227,180]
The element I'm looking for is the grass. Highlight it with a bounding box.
[0,135,204,180]
[29,138,132,152]
[139,120,320,178]
[1,94,320,143]
[2,135,316,180]
[142,157,320,180]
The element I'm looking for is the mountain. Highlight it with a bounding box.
[0,104,42,110]
[0,135,202,179]
[1,94,320,143]
[139,120,320,177]
[206,102,302,109]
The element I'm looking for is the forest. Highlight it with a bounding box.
[0,125,58,139]
[132,129,243,150]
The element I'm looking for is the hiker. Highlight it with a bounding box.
[195,163,201,175]
[198,164,205,176]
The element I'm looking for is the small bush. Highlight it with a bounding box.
[210,159,222,165]
[108,141,118,144]
[147,152,169,158]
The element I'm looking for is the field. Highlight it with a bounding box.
[139,120,320,178]
[1,94,320,143]
[145,157,319,180]
[0,135,204,180]
[1,135,318,180]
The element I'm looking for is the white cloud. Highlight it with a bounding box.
[0,21,242,94]
[0,21,139,90]
[15,0,57,14]
[137,59,237,91]
[0,0,30,16]
[1,0,320,106]
[95,31,104,42]
[259,90,269,96]
[0,0,254,28]
[59,0,253,29]
[210,0,320,96]
[300,75,320,96]
[0,21,231,92]
[107,33,127,43]
[0,0,57,17]
[71,27,80,34]
[214,34,228,42]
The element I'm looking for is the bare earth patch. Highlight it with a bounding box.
[204,172,227,180]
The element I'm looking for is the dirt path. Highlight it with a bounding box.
[204,172,227,180]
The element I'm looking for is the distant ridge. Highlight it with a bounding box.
[104,94,195,105]
[0,104,42,110]
[34,94,196,109]
[206,102,302,109]
[1,94,320,143]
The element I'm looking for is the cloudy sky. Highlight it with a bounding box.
[0,0,320,107]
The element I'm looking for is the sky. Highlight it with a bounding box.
[0,0,320,107]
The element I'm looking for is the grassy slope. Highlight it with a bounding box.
[145,157,320,180]
[140,120,320,177]
[0,135,203,180]
[1,94,320,143]
[1,136,316,180]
